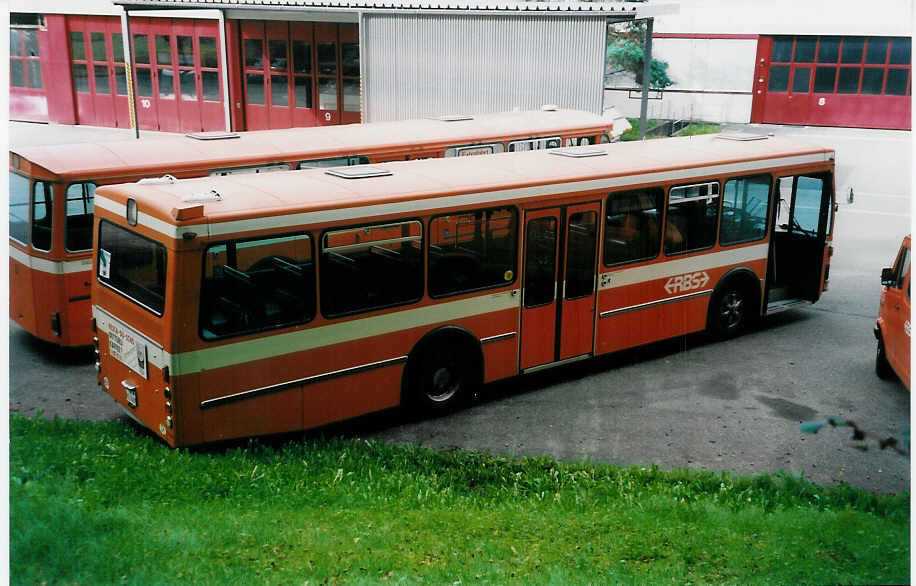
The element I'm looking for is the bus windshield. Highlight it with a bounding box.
[97,221,167,315]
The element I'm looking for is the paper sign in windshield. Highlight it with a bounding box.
[99,249,111,279]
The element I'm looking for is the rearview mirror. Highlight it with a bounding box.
[881,267,896,287]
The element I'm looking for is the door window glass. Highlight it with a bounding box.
[180,70,197,100]
[202,71,220,101]
[114,66,128,95]
[429,207,517,297]
[889,37,911,65]
[177,36,194,67]
[768,66,789,92]
[664,182,720,255]
[133,34,149,64]
[817,37,840,62]
[866,38,888,64]
[94,65,110,94]
[604,188,663,266]
[293,41,311,74]
[837,68,860,93]
[244,39,263,68]
[343,78,360,112]
[794,38,815,62]
[565,211,597,299]
[155,35,171,65]
[791,68,811,93]
[342,43,359,76]
[894,248,910,289]
[112,33,124,63]
[772,37,793,62]
[524,217,558,308]
[295,77,312,108]
[885,69,909,95]
[793,176,824,235]
[246,74,265,105]
[31,181,52,252]
[318,42,336,74]
[70,32,86,60]
[813,67,836,92]
[720,175,771,245]
[72,64,89,92]
[27,60,42,89]
[269,40,287,70]
[136,68,153,97]
[199,37,218,68]
[861,69,884,94]
[91,32,107,62]
[319,78,337,110]
[841,37,863,63]
[11,61,25,87]
[158,68,175,99]
[271,75,289,106]
[200,233,315,340]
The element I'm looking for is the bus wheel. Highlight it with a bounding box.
[875,335,894,380]
[709,285,748,339]
[410,342,479,414]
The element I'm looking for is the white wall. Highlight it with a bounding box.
[10,0,120,16]
[653,0,912,36]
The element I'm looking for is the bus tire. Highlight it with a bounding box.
[407,333,481,415]
[875,333,894,380]
[708,282,752,340]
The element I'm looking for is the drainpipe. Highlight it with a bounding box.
[120,8,140,139]
[217,9,231,132]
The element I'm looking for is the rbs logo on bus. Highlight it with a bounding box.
[664,271,710,294]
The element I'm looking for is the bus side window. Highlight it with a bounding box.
[428,207,518,297]
[603,188,663,266]
[31,180,52,252]
[200,233,315,340]
[9,172,31,245]
[65,182,95,252]
[664,181,720,256]
[320,221,423,317]
[719,174,771,246]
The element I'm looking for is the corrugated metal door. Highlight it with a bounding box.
[361,14,605,121]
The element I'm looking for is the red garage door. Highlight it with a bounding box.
[130,18,225,132]
[752,36,911,130]
[241,21,360,130]
[67,16,131,128]
[9,22,49,122]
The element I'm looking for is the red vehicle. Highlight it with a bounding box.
[875,235,910,389]
[9,108,614,347]
[91,133,836,447]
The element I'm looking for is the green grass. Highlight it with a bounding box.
[621,119,722,141]
[11,415,909,584]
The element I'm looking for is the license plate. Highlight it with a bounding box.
[124,384,138,408]
[107,322,149,379]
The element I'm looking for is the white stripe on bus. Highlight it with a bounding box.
[97,153,830,241]
[9,245,93,275]
[168,289,519,377]
[599,243,768,290]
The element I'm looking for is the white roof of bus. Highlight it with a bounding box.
[13,109,610,180]
[97,133,834,232]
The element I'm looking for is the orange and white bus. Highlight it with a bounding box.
[10,108,613,347]
[91,133,835,447]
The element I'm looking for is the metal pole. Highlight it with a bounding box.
[217,9,232,132]
[637,17,653,140]
[120,9,140,139]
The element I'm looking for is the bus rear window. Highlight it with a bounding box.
[97,220,167,315]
